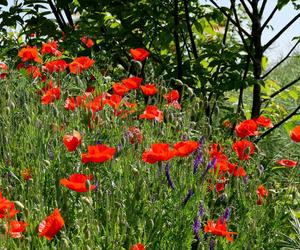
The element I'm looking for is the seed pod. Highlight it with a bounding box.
[186,87,194,97]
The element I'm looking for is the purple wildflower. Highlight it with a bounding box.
[198,203,205,217]
[223,207,232,222]
[206,157,217,171]
[243,175,249,185]
[209,238,215,250]
[182,189,194,206]
[193,217,201,240]
[165,163,175,189]
[193,150,203,174]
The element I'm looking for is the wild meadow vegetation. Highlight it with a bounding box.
[0,0,300,249]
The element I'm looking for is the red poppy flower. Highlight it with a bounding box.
[290,125,300,142]
[164,90,180,103]
[142,143,176,164]
[253,115,273,128]
[276,159,298,168]
[229,165,247,177]
[41,41,62,57]
[232,140,255,161]
[38,208,64,240]
[18,46,42,63]
[215,177,227,192]
[5,220,27,238]
[204,218,237,242]
[0,62,8,70]
[69,56,95,74]
[166,100,181,110]
[81,144,116,163]
[173,141,199,157]
[0,73,7,79]
[63,130,81,151]
[26,65,42,78]
[223,120,232,128]
[103,94,123,110]
[122,77,143,90]
[41,87,60,105]
[64,96,81,111]
[81,36,94,48]
[130,243,145,250]
[256,184,268,205]
[235,119,258,138]
[60,173,96,192]
[139,105,163,122]
[130,48,150,62]
[112,82,130,96]
[140,84,157,96]
[21,168,32,181]
[44,59,68,73]
[0,192,19,219]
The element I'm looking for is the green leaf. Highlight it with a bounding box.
[0,0,7,5]
[277,0,290,10]
[261,56,268,71]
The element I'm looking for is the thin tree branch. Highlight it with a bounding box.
[263,13,300,51]
[47,0,65,31]
[262,40,300,78]
[260,5,278,31]
[262,75,300,101]
[259,0,268,17]
[240,0,253,20]
[183,0,198,59]
[64,6,74,27]
[231,0,254,61]
[254,104,300,143]
[173,0,182,80]
[208,0,251,38]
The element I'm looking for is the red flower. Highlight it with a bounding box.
[235,119,258,138]
[18,46,42,63]
[164,90,180,103]
[290,125,300,142]
[130,243,145,250]
[122,77,143,90]
[166,100,181,110]
[253,115,273,128]
[256,184,268,205]
[0,62,8,70]
[0,192,19,219]
[60,173,96,192]
[232,140,255,161]
[41,87,60,105]
[142,143,175,164]
[140,84,157,96]
[44,59,68,73]
[5,220,27,238]
[173,141,199,157]
[204,218,237,242]
[64,96,82,110]
[38,208,64,240]
[81,144,116,163]
[69,56,95,74]
[276,159,298,168]
[26,65,42,78]
[103,94,123,110]
[41,41,62,57]
[223,120,232,128]
[130,48,150,62]
[81,36,94,48]
[63,130,81,151]
[139,105,163,122]
[112,83,130,96]
[6,221,27,238]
